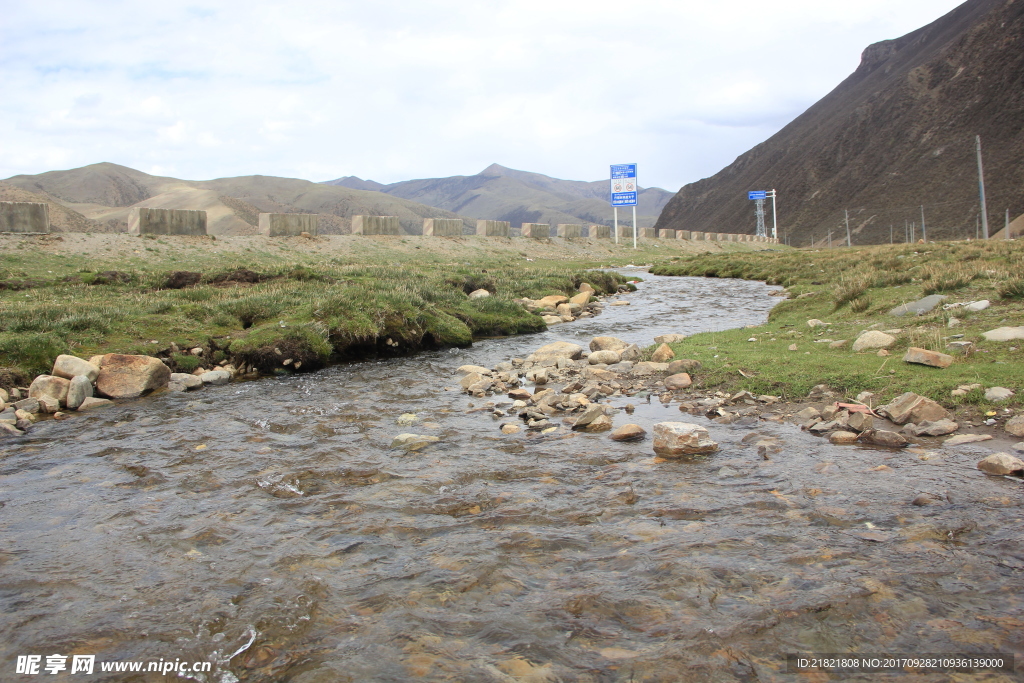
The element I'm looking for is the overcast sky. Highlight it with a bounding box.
[1,0,966,190]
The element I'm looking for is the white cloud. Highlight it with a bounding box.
[0,0,966,188]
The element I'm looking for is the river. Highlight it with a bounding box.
[1,270,1020,681]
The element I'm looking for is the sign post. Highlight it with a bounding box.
[611,164,638,249]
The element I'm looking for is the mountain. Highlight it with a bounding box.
[323,176,386,192]
[323,163,675,229]
[0,181,102,233]
[3,163,471,235]
[655,0,1024,246]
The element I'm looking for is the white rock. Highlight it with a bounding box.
[653,422,719,456]
[468,289,491,299]
[199,370,232,386]
[66,375,94,410]
[964,299,990,311]
[456,365,492,376]
[985,387,1015,402]
[852,330,897,352]
[981,327,1024,342]
[51,354,101,382]
[977,452,1024,475]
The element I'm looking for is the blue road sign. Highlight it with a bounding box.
[610,164,638,206]
[748,191,767,200]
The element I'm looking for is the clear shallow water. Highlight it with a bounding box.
[1,271,1021,682]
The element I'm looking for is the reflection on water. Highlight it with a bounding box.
[1,272,1021,681]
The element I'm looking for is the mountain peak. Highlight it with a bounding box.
[479,163,511,177]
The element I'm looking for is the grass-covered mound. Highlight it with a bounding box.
[650,240,1024,413]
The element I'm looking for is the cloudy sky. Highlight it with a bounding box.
[1,0,965,190]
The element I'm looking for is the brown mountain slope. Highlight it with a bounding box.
[655,0,1024,245]
[3,163,472,235]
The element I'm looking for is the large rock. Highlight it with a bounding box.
[459,372,486,390]
[569,291,591,306]
[66,375,93,410]
[29,375,71,407]
[829,431,859,445]
[78,397,114,411]
[651,343,676,363]
[199,370,232,386]
[653,422,719,456]
[981,326,1024,342]
[857,429,908,448]
[527,342,584,363]
[170,372,203,390]
[588,350,621,365]
[537,295,569,308]
[51,354,100,382]
[590,336,628,352]
[633,362,670,375]
[619,344,641,361]
[653,334,687,344]
[889,295,946,317]
[852,331,897,352]
[456,365,492,376]
[582,415,613,432]
[94,354,171,399]
[903,347,953,369]
[1005,415,1024,438]
[663,373,692,390]
[877,392,950,425]
[571,404,607,431]
[468,289,490,299]
[911,419,959,436]
[610,424,646,442]
[977,453,1024,476]
[541,315,563,325]
[667,359,702,374]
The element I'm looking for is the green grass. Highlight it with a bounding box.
[650,240,1024,412]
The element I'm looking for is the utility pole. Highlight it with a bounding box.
[613,208,618,244]
[828,231,832,248]
[905,221,909,243]
[920,205,926,242]
[1007,209,1011,240]
[976,216,979,240]
[890,224,893,244]
[844,209,852,247]
[976,135,990,239]
[632,205,637,250]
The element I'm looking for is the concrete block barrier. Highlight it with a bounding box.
[129,207,207,236]
[352,215,400,235]
[476,220,510,237]
[259,213,318,236]
[0,202,49,234]
[423,218,464,236]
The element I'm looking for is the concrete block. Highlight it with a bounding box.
[639,228,657,239]
[423,218,464,236]
[476,220,510,237]
[589,225,611,239]
[716,233,728,241]
[0,202,50,234]
[677,230,691,240]
[521,223,550,239]
[704,233,715,241]
[659,229,676,239]
[617,225,635,240]
[556,223,583,239]
[259,213,318,236]
[690,231,703,241]
[128,207,206,236]
[352,215,400,235]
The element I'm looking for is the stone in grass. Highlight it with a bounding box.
[903,347,953,369]
[889,294,946,317]
[610,424,646,442]
[981,326,1024,342]
[667,359,702,374]
[652,422,718,457]
[651,343,676,363]
[852,331,896,352]
[977,453,1024,476]
[984,387,1015,402]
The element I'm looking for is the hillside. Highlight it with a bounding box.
[655,0,1024,246]
[0,182,103,233]
[3,163,471,236]
[325,163,675,229]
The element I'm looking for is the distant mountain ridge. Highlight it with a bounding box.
[655,0,1024,245]
[323,163,675,229]
[3,163,471,235]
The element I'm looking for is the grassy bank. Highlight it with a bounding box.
[0,232,754,384]
[650,240,1024,414]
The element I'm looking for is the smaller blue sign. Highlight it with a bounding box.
[748,191,767,200]
[611,191,637,206]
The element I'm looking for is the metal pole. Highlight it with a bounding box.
[890,224,893,244]
[844,209,852,247]
[828,231,832,248]
[632,205,637,250]
[1007,209,1011,240]
[977,135,990,239]
[771,189,778,240]
[921,205,926,242]
[911,222,915,243]
[613,207,618,244]
[976,216,979,240]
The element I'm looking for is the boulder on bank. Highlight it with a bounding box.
[653,422,718,456]
[527,341,584,363]
[877,392,950,425]
[977,453,1024,476]
[663,373,692,390]
[590,336,628,352]
[95,354,171,399]
[889,295,946,317]
[29,375,71,407]
[654,334,686,345]
[667,359,702,374]
[588,350,621,365]
[52,354,100,382]
[1005,415,1024,438]
[903,347,953,369]
[66,375,93,410]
